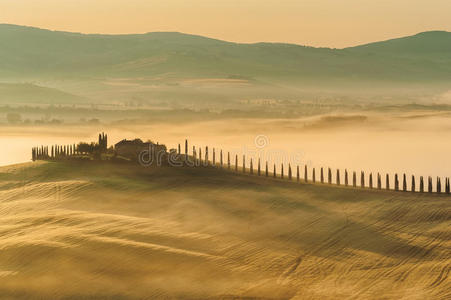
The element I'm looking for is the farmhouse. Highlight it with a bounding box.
[115,139,167,161]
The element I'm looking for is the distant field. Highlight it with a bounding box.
[0,161,449,299]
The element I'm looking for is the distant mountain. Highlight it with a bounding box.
[0,24,450,84]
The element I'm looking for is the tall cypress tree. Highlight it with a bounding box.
[288,164,292,180]
[250,159,253,175]
[353,172,357,187]
[321,167,324,184]
[361,171,365,188]
[242,155,246,173]
[437,177,442,193]
[377,173,382,190]
[266,161,269,177]
[235,155,238,172]
[228,152,231,169]
[281,164,284,179]
[336,169,340,186]
[258,158,261,176]
[420,176,424,193]
[386,174,390,190]
[411,175,416,192]
[273,164,276,178]
[428,176,433,193]
[304,165,308,183]
[328,168,332,184]
[345,169,349,186]
[312,168,316,183]
[220,150,223,167]
[185,140,188,155]
[369,173,373,189]
[296,165,300,182]
[213,148,216,165]
[403,174,407,192]
[395,174,399,191]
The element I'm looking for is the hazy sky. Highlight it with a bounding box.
[1,0,450,48]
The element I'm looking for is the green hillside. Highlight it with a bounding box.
[1,24,450,83]
[0,82,85,104]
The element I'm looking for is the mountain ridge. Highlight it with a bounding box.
[0,24,450,84]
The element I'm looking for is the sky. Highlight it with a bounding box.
[1,0,451,48]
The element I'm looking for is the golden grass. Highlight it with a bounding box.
[0,161,449,299]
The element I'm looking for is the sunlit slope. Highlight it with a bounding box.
[0,161,449,299]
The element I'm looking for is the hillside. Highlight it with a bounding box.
[0,161,449,298]
[1,24,451,83]
[0,82,85,104]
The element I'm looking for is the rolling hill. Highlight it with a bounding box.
[0,161,449,298]
[0,82,85,104]
[1,24,451,84]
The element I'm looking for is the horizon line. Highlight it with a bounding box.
[1,23,450,50]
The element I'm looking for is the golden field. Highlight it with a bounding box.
[0,161,449,299]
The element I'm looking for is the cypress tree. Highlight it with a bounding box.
[185,140,188,155]
[250,159,253,175]
[178,144,181,155]
[199,147,202,165]
[386,174,390,190]
[377,173,381,190]
[446,178,450,194]
[361,171,365,188]
[266,161,269,177]
[235,155,238,172]
[273,164,276,178]
[321,167,324,184]
[369,173,373,189]
[428,176,433,193]
[304,165,308,183]
[243,155,246,173]
[193,146,196,160]
[345,169,349,186]
[228,152,231,169]
[403,174,407,192]
[328,168,332,184]
[296,165,300,182]
[420,176,424,193]
[213,148,216,165]
[312,168,316,183]
[353,171,357,187]
[437,177,441,193]
[288,164,292,180]
[281,164,284,179]
[220,150,223,167]
[411,175,416,192]
[258,158,261,176]
[336,169,340,185]
[395,174,399,191]
[205,146,209,165]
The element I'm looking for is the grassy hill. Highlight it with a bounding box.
[1,24,451,84]
[0,161,449,298]
[0,82,85,104]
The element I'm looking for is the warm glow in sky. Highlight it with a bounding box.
[1,0,450,48]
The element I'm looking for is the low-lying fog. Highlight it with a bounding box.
[1,111,450,181]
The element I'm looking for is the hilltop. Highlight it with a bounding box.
[0,161,449,298]
[1,24,450,84]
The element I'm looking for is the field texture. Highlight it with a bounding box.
[0,161,449,299]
